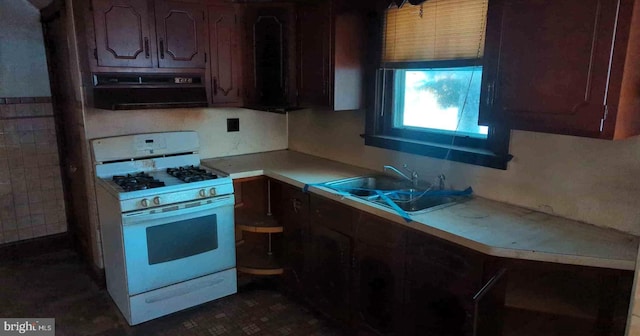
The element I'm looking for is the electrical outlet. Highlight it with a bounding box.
[227,118,239,132]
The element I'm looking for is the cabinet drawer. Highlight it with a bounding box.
[310,194,354,236]
[407,230,485,295]
[355,212,405,249]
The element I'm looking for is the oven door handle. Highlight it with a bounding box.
[122,195,235,226]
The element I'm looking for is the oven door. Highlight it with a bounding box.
[121,195,235,295]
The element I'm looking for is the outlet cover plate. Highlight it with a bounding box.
[227,118,239,132]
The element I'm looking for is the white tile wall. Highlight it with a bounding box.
[0,102,67,244]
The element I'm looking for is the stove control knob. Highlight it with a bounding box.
[199,189,206,197]
[141,199,149,207]
[209,188,216,196]
[153,197,161,205]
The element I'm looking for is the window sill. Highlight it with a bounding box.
[362,134,512,170]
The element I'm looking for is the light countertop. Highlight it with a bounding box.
[203,150,639,271]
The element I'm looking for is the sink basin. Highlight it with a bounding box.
[378,189,458,212]
[324,175,464,214]
[323,175,412,197]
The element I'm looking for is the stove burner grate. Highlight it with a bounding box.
[112,172,165,192]
[166,165,218,183]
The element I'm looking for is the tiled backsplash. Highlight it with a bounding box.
[0,97,67,244]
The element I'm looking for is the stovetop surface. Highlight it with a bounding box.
[98,163,231,200]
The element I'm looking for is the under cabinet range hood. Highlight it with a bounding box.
[92,73,208,110]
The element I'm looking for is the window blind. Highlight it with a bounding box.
[382,0,489,64]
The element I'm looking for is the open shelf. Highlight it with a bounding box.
[236,242,283,276]
[236,212,283,233]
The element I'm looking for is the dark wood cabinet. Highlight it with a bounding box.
[306,194,355,323]
[208,4,242,105]
[275,181,309,295]
[92,0,154,68]
[480,0,640,139]
[403,230,506,336]
[91,0,207,70]
[243,3,297,111]
[353,213,406,335]
[154,0,207,69]
[297,1,365,110]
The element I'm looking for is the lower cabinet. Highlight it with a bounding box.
[353,213,406,335]
[273,181,309,296]
[305,194,355,324]
[274,181,507,335]
[403,231,507,336]
[306,223,353,323]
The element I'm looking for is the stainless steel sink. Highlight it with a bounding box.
[378,189,458,212]
[324,175,464,214]
[323,175,411,197]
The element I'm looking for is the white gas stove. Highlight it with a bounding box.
[92,131,237,325]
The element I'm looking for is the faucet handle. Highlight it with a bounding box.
[403,164,419,179]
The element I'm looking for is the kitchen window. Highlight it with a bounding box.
[364,0,512,169]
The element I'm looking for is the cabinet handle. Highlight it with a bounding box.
[144,37,150,58]
[292,198,302,213]
[486,81,495,106]
[159,38,165,59]
[213,77,218,95]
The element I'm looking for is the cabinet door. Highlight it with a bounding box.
[403,231,485,336]
[244,4,297,108]
[92,0,153,68]
[480,0,621,137]
[208,5,242,105]
[154,0,207,68]
[279,183,309,295]
[306,224,352,323]
[297,1,331,107]
[354,213,406,335]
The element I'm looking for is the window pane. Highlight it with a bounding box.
[395,66,488,138]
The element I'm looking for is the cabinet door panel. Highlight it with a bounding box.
[355,244,404,335]
[155,0,206,68]
[298,2,331,107]
[480,0,619,136]
[403,232,485,336]
[244,4,296,107]
[209,5,241,104]
[354,213,406,334]
[306,224,351,323]
[93,0,153,67]
[279,183,309,295]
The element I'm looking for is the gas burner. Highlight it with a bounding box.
[112,172,165,192]
[166,165,218,183]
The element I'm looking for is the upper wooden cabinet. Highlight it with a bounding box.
[91,0,207,70]
[208,4,242,105]
[243,3,297,111]
[297,0,366,111]
[479,0,640,139]
[154,0,207,68]
[92,0,154,68]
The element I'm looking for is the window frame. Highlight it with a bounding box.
[364,6,512,170]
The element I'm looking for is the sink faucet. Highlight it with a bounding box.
[437,174,446,190]
[383,164,419,188]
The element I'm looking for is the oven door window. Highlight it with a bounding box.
[146,214,218,265]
